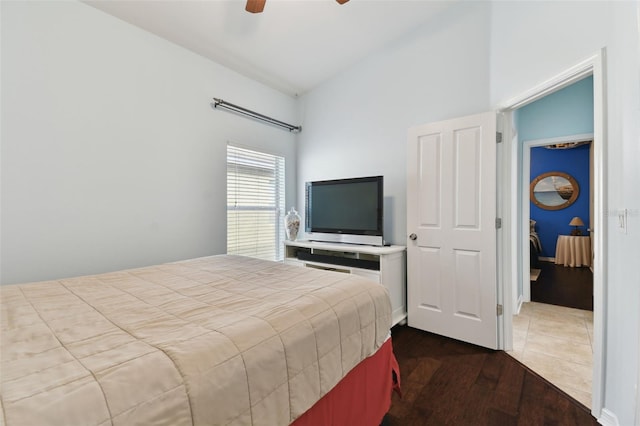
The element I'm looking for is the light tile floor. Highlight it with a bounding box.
[507,302,594,408]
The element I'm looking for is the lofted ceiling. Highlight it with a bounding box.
[84,0,458,97]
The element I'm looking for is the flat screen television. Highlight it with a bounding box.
[305,175,384,246]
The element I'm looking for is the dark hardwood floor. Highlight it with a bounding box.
[385,325,598,426]
[531,261,593,311]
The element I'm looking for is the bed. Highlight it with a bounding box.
[530,219,542,269]
[0,255,400,425]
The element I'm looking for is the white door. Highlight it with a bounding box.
[407,111,498,349]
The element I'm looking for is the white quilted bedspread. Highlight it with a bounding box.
[0,255,391,425]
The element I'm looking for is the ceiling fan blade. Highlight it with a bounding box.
[246,0,266,13]
[336,0,349,4]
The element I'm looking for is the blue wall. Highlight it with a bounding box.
[517,77,594,139]
[517,76,593,258]
[530,145,591,257]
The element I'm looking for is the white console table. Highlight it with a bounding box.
[284,240,407,326]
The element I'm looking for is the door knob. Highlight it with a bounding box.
[409,233,417,241]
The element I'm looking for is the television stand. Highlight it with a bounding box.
[284,240,407,326]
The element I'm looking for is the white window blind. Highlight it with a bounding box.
[227,145,285,261]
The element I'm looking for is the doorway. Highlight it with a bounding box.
[514,134,595,409]
[525,133,594,309]
[499,49,606,418]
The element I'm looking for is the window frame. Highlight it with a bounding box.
[226,144,286,261]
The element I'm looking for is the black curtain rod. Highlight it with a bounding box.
[212,98,302,133]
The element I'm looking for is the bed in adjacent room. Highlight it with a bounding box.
[0,255,399,426]
[530,219,542,270]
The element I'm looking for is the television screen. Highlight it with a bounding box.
[305,176,383,238]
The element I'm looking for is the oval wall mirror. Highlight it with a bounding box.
[530,171,579,210]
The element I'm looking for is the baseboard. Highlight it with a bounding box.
[597,408,619,426]
[539,256,555,263]
[515,295,523,315]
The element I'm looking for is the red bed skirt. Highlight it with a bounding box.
[292,338,401,426]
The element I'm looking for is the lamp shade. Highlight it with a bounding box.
[569,216,584,227]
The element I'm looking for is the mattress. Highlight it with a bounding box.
[0,255,392,425]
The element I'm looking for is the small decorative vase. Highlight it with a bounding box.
[284,207,301,241]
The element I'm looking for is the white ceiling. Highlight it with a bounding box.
[84,0,458,96]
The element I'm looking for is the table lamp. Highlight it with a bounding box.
[569,216,585,235]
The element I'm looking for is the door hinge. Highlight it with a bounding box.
[496,132,503,143]
[497,304,503,316]
[495,218,502,229]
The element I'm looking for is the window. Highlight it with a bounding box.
[227,144,285,261]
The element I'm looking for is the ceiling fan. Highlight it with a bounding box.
[246,0,349,14]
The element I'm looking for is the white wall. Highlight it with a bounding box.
[0,1,297,285]
[297,2,491,245]
[3,0,639,422]
[491,2,640,424]
[299,0,640,423]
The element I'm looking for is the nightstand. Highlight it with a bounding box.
[555,235,591,267]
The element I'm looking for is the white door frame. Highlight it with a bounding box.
[521,133,594,302]
[498,49,606,418]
